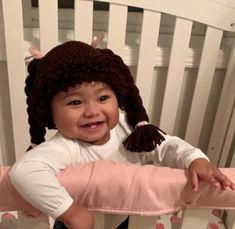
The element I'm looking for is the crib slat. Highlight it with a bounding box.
[185,27,223,146]
[159,18,192,134]
[0,1,6,164]
[231,143,235,168]
[2,0,29,160]
[227,209,235,229]
[0,62,16,165]
[180,208,211,229]
[226,129,235,229]
[93,212,105,229]
[18,212,49,229]
[135,10,160,111]
[218,105,235,167]
[0,0,5,60]
[207,43,235,164]
[39,0,58,53]
[128,216,156,229]
[0,141,3,164]
[74,0,93,43]
[107,3,127,56]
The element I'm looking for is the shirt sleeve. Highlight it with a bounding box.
[9,136,76,218]
[153,134,210,169]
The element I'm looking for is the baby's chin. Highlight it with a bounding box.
[79,133,111,145]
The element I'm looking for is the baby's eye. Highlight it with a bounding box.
[68,100,82,106]
[99,95,110,102]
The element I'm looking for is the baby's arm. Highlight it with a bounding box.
[9,138,94,228]
[10,160,94,229]
[157,135,209,168]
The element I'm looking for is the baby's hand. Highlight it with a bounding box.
[188,158,235,191]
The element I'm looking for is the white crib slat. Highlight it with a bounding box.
[0,1,5,164]
[228,148,235,228]
[107,3,127,56]
[218,105,235,167]
[185,27,223,146]
[0,0,5,60]
[207,44,235,164]
[159,18,192,133]
[180,208,211,229]
[128,216,156,229]
[0,141,3,164]
[39,0,58,53]
[0,63,13,165]
[231,143,235,168]
[2,0,29,160]
[227,210,235,229]
[18,212,49,229]
[93,212,105,229]
[135,10,160,111]
[74,0,93,43]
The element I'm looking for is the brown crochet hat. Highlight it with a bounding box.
[25,41,164,152]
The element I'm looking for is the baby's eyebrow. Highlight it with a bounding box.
[60,91,82,100]
[96,87,113,93]
[96,84,114,92]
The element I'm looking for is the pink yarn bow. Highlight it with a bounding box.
[24,47,44,61]
[91,32,105,48]
[28,47,44,59]
[25,33,105,61]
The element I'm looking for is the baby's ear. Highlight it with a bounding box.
[91,32,105,48]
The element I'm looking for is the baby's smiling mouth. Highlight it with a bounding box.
[81,121,104,129]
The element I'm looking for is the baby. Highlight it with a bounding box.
[10,41,235,229]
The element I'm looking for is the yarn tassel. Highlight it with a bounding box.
[123,124,165,152]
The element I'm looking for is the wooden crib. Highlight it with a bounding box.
[0,0,235,228]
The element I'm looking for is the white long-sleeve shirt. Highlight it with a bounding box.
[10,112,209,219]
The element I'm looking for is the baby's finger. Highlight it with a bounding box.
[190,170,199,191]
[214,173,235,190]
[230,183,235,190]
[201,173,221,188]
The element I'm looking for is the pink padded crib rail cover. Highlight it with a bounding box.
[1,160,235,216]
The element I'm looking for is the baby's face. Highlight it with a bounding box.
[51,81,119,145]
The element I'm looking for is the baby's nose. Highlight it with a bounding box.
[83,104,100,117]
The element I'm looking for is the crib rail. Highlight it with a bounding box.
[1,0,235,228]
